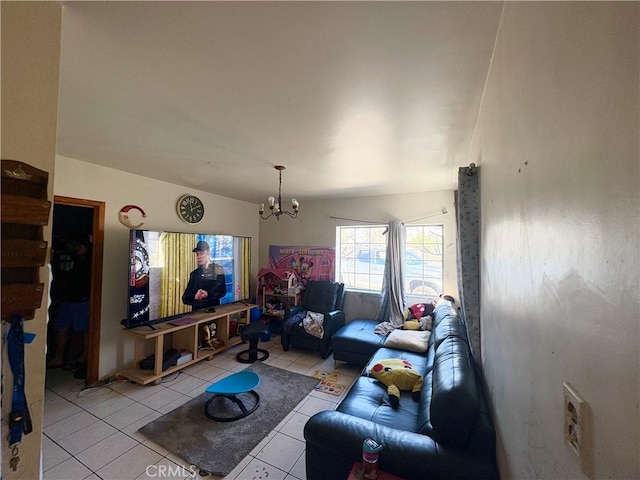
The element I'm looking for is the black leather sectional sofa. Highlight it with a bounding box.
[304,304,499,480]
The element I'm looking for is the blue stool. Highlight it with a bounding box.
[236,322,270,363]
[204,371,260,422]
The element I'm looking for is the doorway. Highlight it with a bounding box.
[48,196,104,384]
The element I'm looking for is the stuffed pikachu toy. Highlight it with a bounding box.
[370,358,423,409]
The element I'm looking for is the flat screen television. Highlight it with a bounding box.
[124,229,252,328]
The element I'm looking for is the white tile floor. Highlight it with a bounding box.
[43,335,361,480]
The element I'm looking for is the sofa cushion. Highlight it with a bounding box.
[367,347,431,376]
[332,319,386,366]
[432,304,459,328]
[428,336,479,447]
[337,376,420,432]
[433,314,470,350]
[384,329,431,353]
[415,367,434,436]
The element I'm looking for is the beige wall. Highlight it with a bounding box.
[469,3,639,479]
[257,190,458,320]
[1,2,62,478]
[54,156,260,378]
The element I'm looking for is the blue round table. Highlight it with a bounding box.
[204,370,260,422]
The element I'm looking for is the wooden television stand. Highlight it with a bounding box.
[120,302,256,385]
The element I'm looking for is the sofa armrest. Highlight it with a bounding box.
[319,310,345,357]
[323,310,345,331]
[284,305,304,321]
[281,306,305,351]
[305,411,498,480]
[305,410,438,480]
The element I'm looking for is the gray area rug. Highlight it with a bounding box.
[138,362,319,476]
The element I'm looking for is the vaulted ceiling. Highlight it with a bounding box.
[56,1,503,204]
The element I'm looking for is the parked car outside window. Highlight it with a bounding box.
[336,223,444,302]
[351,247,442,296]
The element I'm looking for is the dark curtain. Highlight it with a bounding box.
[455,165,481,366]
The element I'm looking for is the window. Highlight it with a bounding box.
[336,224,444,300]
[404,225,444,298]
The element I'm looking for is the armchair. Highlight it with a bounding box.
[281,281,346,358]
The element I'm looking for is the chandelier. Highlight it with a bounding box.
[259,166,299,220]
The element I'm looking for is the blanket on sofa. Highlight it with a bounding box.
[303,311,325,338]
[290,310,325,338]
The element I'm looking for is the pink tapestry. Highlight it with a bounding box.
[268,246,335,287]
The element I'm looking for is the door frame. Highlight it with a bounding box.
[53,195,105,384]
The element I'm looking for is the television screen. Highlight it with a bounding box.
[126,229,252,328]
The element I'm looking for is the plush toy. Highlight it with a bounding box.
[403,315,433,331]
[200,322,218,348]
[370,359,423,408]
[408,302,433,319]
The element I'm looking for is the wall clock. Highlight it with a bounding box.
[177,194,204,224]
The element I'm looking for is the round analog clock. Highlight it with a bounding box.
[177,194,205,224]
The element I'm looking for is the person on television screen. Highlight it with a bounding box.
[182,241,227,311]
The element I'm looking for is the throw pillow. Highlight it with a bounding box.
[384,329,431,353]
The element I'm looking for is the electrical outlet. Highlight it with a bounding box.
[563,382,591,476]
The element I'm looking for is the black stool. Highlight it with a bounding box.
[236,323,270,363]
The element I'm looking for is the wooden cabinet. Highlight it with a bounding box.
[120,302,255,385]
[1,160,51,322]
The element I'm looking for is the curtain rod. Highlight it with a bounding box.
[329,216,382,224]
[329,207,448,225]
[403,207,448,223]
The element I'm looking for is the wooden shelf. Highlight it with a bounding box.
[1,160,51,321]
[263,292,296,299]
[262,288,298,316]
[1,194,51,225]
[121,302,255,385]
